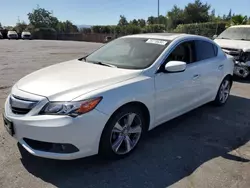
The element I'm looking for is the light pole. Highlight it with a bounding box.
[158,0,160,24]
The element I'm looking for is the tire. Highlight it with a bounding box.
[213,76,232,106]
[99,105,146,159]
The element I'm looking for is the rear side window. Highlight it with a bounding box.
[195,40,217,61]
[213,45,218,56]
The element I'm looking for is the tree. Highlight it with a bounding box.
[57,20,78,33]
[118,15,128,26]
[26,24,35,32]
[158,15,167,25]
[166,5,185,30]
[14,21,28,33]
[130,19,139,26]
[210,9,216,21]
[183,0,211,23]
[227,9,232,21]
[138,19,146,27]
[27,6,59,29]
[80,27,91,34]
[4,26,14,30]
[222,14,227,20]
[147,16,157,24]
[231,15,248,25]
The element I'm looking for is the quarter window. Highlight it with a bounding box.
[195,40,217,61]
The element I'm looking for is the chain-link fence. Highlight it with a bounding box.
[25,22,228,43]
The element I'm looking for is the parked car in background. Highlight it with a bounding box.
[0,32,3,39]
[104,36,112,43]
[214,25,250,79]
[7,31,18,40]
[3,33,234,160]
[21,31,32,40]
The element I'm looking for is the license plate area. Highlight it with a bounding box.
[3,114,14,136]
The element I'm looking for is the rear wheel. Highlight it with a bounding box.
[99,106,146,159]
[213,77,232,106]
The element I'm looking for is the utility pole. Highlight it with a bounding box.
[158,0,160,24]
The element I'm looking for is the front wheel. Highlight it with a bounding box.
[213,77,232,106]
[99,106,146,159]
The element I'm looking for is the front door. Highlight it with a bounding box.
[154,40,203,126]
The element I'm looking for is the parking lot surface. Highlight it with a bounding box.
[0,40,250,188]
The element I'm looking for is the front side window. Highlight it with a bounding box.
[165,41,195,64]
[195,40,216,61]
[217,27,250,41]
[86,37,170,69]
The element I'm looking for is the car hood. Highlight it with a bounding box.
[16,59,141,101]
[214,39,250,52]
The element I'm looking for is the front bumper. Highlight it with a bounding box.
[3,93,109,160]
[234,61,250,78]
[22,36,31,39]
[8,35,18,39]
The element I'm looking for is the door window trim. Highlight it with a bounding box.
[156,39,196,73]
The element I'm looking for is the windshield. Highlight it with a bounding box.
[8,31,17,35]
[217,27,250,41]
[85,37,170,69]
[22,32,31,35]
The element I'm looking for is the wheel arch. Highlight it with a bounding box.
[224,74,233,86]
[106,101,150,131]
[98,101,151,154]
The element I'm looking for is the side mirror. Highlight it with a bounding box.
[212,35,218,39]
[165,61,186,73]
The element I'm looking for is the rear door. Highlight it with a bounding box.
[194,40,223,102]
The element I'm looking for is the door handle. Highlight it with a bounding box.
[218,64,224,70]
[193,74,200,80]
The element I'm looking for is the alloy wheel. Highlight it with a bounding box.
[219,79,230,103]
[110,113,142,155]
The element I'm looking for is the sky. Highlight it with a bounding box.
[0,0,249,26]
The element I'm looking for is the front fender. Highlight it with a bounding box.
[74,76,156,129]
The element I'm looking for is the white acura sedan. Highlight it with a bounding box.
[3,33,234,160]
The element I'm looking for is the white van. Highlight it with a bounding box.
[7,30,18,39]
[21,31,32,40]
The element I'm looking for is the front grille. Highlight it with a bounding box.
[9,34,17,38]
[9,95,38,115]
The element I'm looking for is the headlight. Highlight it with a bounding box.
[40,97,102,117]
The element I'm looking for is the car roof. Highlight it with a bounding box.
[122,33,196,41]
[8,30,17,33]
[230,25,250,28]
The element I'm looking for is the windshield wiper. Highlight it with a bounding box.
[94,61,117,68]
[78,56,87,61]
[236,38,250,41]
[79,58,117,68]
[218,37,231,40]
